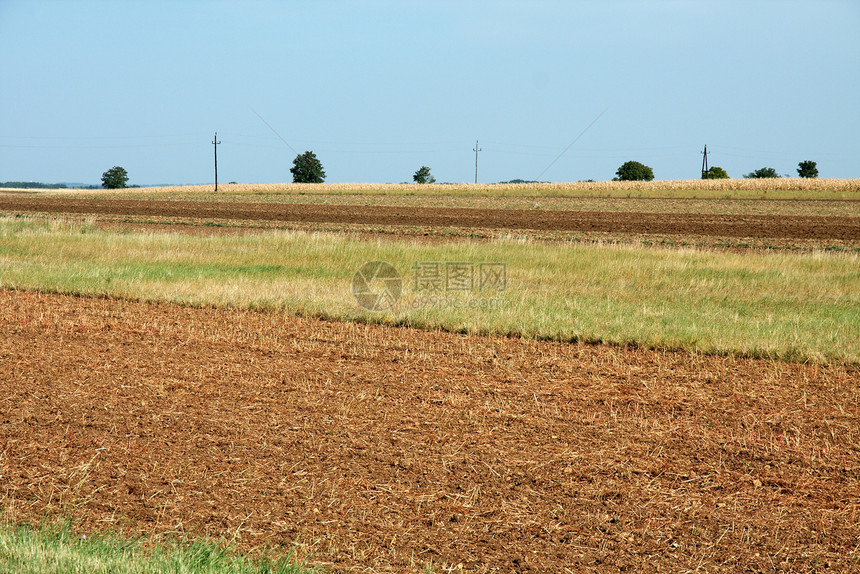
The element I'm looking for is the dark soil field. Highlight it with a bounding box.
[1,196,858,241]
[1,290,858,572]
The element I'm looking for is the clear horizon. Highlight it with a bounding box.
[2,1,858,185]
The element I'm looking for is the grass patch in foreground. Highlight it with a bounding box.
[0,218,857,364]
[0,521,316,574]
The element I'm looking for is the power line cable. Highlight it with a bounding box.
[535,108,608,180]
[250,109,298,155]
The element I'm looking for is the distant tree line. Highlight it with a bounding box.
[20,155,821,190]
[604,160,820,182]
[0,181,71,189]
[743,161,818,179]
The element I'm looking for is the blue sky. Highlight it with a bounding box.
[1,0,858,185]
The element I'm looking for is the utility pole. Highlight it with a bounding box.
[701,144,709,179]
[212,132,221,192]
[473,140,482,184]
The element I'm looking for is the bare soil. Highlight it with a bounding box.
[1,291,858,572]
[1,196,858,241]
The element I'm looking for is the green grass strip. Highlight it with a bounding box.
[0,521,316,574]
[1,217,857,364]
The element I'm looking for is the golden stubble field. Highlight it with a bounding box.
[50,177,860,197]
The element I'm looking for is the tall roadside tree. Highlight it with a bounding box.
[797,160,818,178]
[101,166,129,189]
[413,166,435,184]
[290,151,326,183]
[614,160,654,181]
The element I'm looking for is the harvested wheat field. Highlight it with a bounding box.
[1,290,858,572]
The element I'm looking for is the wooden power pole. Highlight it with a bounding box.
[212,132,221,192]
[473,140,482,184]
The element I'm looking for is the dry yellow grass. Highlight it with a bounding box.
[2,218,858,364]
[39,178,856,200]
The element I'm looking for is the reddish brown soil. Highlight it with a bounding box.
[1,196,858,240]
[1,291,858,572]
[85,216,860,253]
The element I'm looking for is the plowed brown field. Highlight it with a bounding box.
[1,196,858,241]
[1,290,858,572]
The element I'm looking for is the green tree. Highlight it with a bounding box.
[413,166,435,184]
[614,160,654,181]
[744,167,780,179]
[702,166,729,180]
[290,151,326,183]
[101,166,129,189]
[797,160,818,179]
